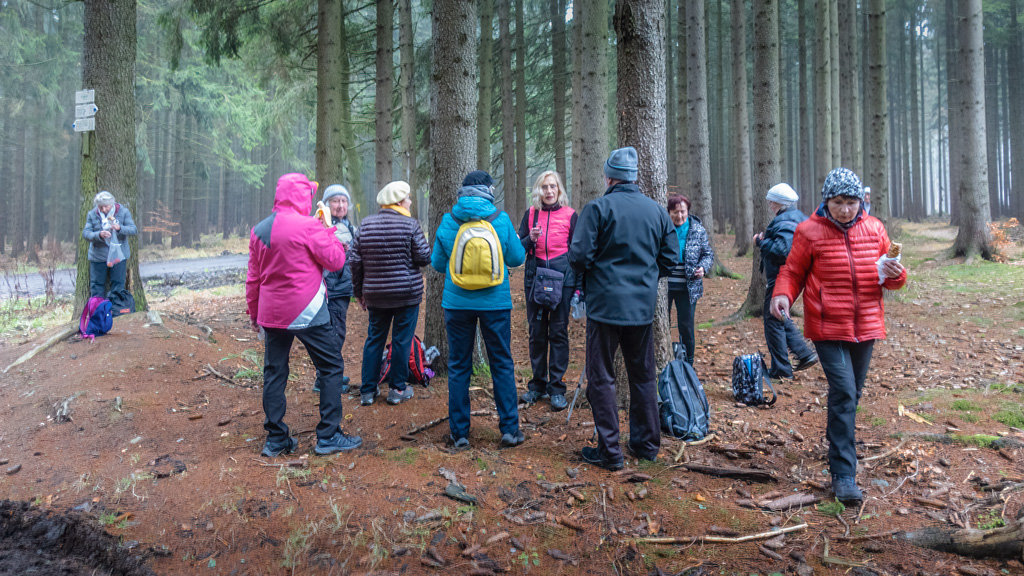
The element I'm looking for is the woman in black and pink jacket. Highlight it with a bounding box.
[517,171,578,411]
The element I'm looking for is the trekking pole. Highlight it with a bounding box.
[566,366,585,424]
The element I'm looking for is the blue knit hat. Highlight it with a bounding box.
[821,167,865,201]
[604,147,639,182]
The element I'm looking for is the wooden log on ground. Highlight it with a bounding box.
[3,324,79,374]
[677,463,778,483]
[763,493,823,511]
[895,520,1024,559]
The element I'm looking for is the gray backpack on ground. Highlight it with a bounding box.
[658,345,710,440]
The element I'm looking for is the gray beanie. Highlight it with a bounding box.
[766,183,799,204]
[94,191,115,207]
[322,184,351,204]
[604,147,638,182]
[821,167,865,201]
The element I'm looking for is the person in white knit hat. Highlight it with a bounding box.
[348,181,432,406]
[753,183,817,379]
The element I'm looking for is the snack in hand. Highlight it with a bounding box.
[314,201,331,227]
[887,242,902,259]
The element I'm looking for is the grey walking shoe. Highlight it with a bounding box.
[519,390,545,404]
[500,430,525,447]
[794,354,819,372]
[261,436,298,458]
[831,475,863,504]
[315,431,363,455]
[360,390,379,406]
[387,387,414,405]
[549,394,568,412]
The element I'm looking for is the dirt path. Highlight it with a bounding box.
[0,253,249,300]
[0,223,1022,575]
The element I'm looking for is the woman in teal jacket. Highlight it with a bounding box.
[431,171,526,451]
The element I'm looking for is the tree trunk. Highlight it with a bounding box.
[614,0,671,384]
[828,0,841,166]
[76,0,145,315]
[675,0,688,195]
[477,0,494,173]
[865,0,889,222]
[983,44,1000,221]
[945,0,961,226]
[514,0,527,216]
[398,0,417,220]
[427,0,478,373]
[574,0,609,209]
[375,0,394,191]
[316,0,345,188]
[737,0,779,319]
[27,125,41,261]
[339,11,362,221]
[839,0,861,173]
[814,0,833,191]
[952,0,994,259]
[686,0,715,249]
[665,0,676,187]
[798,0,813,213]
[732,0,752,258]
[1009,0,1024,219]
[552,0,567,183]
[498,0,516,212]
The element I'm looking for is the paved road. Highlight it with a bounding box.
[0,254,250,300]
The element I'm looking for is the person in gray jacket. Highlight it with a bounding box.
[313,184,357,395]
[81,191,137,298]
[568,147,678,470]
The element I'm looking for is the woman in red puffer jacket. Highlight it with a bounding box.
[771,167,906,506]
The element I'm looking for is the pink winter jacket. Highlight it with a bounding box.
[246,174,346,329]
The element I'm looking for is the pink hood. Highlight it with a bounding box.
[245,173,346,329]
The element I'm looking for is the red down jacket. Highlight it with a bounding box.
[773,210,906,343]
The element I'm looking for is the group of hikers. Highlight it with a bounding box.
[236,147,907,506]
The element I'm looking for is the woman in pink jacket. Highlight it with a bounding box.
[246,173,362,457]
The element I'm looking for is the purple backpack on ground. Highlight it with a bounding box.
[79,297,113,340]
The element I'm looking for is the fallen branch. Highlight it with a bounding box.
[836,529,901,542]
[674,463,778,483]
[401,409,490,441]
[895,520,1024,559]
[763,493,823,511]
[861,439,907,463]
[3,323,78,374]
[632,522,808,545]
[204,364,234,384]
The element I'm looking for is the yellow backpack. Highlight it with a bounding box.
[449,212,504,290]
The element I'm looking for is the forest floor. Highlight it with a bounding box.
[0,220,1023,576]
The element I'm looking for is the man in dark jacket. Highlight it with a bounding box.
[568,147,678,470]
[754,183,818,379]
[314,184,357,395]
[350,181,432,406]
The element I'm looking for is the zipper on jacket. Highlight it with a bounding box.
[843,232,860,343]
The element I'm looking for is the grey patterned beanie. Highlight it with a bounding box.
[821,167,865,201]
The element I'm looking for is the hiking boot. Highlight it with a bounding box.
[549,394,568,412]
[314,431,363,455]
[626,444,658,463]
[831,475,863,504]
[451,437,470,452]
[580,446,624,471]
[794,354,819,372]
[500,430,525,447]
[360,390,379,406]
[519,390,548,404]
[387,387,414,405]
[261,436,298,458]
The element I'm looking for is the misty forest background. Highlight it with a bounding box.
[0,0,1017,368]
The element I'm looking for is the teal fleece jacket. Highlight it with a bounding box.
[431,195,526,310]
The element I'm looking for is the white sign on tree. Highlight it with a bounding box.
[73,89,97,132]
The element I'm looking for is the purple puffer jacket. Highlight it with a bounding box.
[349,208,432,309]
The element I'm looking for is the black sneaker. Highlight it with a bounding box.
[261,436,298,458]
[794,354,819,372]
[500,430,525,447]
[519,390,545,404]
[580,446,624,471]
[549,394,568,412]
[315,431,363,455]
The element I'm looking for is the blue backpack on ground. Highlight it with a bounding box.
[79,297,113,340]
[732,353,777,406]
[658,344,711,440]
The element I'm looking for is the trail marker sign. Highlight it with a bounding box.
[73,89,96,132]
[75,89,95,104]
